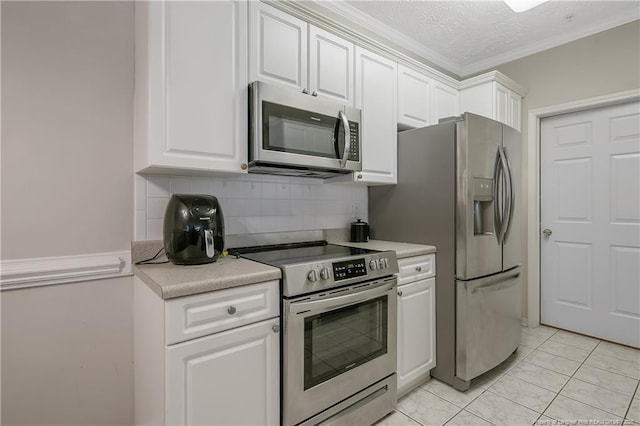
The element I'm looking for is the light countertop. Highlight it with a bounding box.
[324,229,436,258]
[133,247,281,300]
[132,233,435,300]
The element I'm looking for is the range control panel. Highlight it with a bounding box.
[333,258,367,281]
[281,250,399,297]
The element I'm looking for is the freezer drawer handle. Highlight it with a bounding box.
[471,272,520,294]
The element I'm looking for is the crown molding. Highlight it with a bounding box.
[303,0,465,76]
[270,0,462,87]
[272,0,639,80]
[1,251,132,291]
[459,70,528,97]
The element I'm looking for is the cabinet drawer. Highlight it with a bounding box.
[397,254,435,285]
[166,280,279,345]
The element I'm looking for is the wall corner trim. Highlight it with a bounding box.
[0,251,132,291]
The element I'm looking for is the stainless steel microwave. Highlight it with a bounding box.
[249,81,362,178]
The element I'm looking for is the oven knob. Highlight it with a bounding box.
[320,268,330,280]
[307,270,319,282]
[369,259,378,270]
[380,258,388,268]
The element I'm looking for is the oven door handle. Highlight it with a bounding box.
[288,283,394,315]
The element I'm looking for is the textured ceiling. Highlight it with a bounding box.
[339,0,640,76]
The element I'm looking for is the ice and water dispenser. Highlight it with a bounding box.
[473,178,494,236]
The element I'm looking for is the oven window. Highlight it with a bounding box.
[303,295,388,390]
[262,101,344,159]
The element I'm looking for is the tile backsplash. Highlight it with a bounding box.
[135,174,368,241]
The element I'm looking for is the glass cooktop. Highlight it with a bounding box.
[229,241,379,267]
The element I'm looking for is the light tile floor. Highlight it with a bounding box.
[376,325,640,426]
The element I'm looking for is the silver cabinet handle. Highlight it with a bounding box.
[416,266,422,272]
[397,290,403,296]
[338,110,351,168]
[227,306,236,315]
[302,88,309,94]
[312,91,318,97]
[357,174,363,179]
[543,228,552,237]
[272,324,280,333]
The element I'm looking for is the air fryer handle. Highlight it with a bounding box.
[204,229,215,258]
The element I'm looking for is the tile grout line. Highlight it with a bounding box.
[502,330,565,424]
[477,328,560,425]
[539,338,610,423]
[396,389,464,426]
[623,381,640,422]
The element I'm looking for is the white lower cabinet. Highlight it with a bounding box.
[134,277,280,426]
[166,319,280,426]
[395,254,436,396]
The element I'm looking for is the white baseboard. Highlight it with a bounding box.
[0,251,132,291]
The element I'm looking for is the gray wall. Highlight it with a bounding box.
[1,2,134,424]
[492,20,640,320]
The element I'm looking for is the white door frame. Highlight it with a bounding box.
[526,89,640,328]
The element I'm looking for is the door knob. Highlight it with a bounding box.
[542,228,552,237]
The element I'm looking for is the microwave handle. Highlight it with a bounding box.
[338,110,351,168]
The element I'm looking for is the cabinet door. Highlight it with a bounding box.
[166,318,280,426]
[494,82,510,125]
[432,81,459,123]
[397,277,436,395]
[355,47,398,184]
[308,26,354,105]
[509,91,522,131]
[397,64,432,129]
[249,2,307,92]
[137,1,248,174]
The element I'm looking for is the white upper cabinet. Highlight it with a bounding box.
[134,1,248,175]
[494,82,510,124]
[459,71,526,131]
[353,47,398,185]
[250,2,354,105]
[308,26,355,105]
[397,64,459,129]
[249,2,307,91]
[509,91,522,131]
[397,65,432,129]
[432,81,460,123]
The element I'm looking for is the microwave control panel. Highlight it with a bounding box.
[348,122,360,161]
[333,258,367,281]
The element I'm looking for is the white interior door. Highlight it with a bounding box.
[540,101,640,348]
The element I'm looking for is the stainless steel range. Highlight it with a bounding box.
[233,241,399,426]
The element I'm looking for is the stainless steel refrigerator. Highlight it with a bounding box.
[369,112,522,391]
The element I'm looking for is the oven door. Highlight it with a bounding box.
[250,81,361,172]
[282,277,397,426]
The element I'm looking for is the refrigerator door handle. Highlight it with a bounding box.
[502,147,515,242]
[497,146,511,243]
[471,271,520,294]
[493,148,503,244]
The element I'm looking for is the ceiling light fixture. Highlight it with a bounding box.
[503,0,550,13]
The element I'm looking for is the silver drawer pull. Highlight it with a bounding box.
[227,306,236,315]
[397,290,403,297]
[416,266,422,272]
[272,324,280,333]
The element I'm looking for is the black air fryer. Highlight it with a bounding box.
[163,194,225,265]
